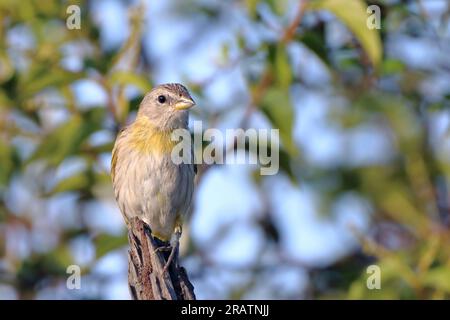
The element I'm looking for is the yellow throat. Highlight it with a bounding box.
[129,116,177,155]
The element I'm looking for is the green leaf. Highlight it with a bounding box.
[22,68,84,97]
[245,0,259,18]
[83,107,107,126]
[260,88,297,156]
[128,94,145,113]
[27,116,83,166]
[30,107,106,166]
[109,71,151,93]
[86,141,114,154]
[275,44,292,89]
[0,53,14,84]
[94,233,128,258]
[267,43,292,88]
[381,59,405,75]
[267,0,289,16]
[299,29,329,65]
[49,173,90,195]
[308,0,382,68]
[28,110,102,167]
[423,267,450,292]
[84,50,115,74]
[0,140,15,186]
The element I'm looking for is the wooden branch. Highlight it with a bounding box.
[127,217,196,300]
[281,0,308,44]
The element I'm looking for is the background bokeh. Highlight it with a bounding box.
[1,0,450,299]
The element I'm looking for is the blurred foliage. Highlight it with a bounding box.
[0,0,449,299]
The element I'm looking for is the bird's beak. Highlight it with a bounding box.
[174,97,196,110]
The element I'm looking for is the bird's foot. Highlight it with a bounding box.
[161,230,181,275]
[154,245,171,254]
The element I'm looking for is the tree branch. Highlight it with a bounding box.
[127,217,196,300]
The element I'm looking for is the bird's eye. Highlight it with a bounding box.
[157,95,166,104]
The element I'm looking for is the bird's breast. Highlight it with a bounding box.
[129,129,177,156]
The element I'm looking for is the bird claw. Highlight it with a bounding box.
[154,245,171,254]
[162,232,182,275]
[153,243,177,275]
[162,243,178,275]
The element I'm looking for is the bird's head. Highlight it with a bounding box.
[137,83,195,131]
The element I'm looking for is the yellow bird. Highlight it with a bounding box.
[111,83,196,270]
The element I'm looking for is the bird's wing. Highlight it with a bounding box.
[111,126,128,183]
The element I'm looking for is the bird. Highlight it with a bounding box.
[111,83,196,272]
